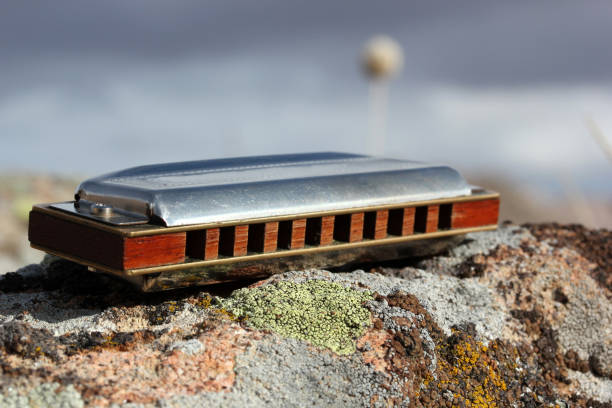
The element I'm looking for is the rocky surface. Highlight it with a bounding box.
[0,223,610,407]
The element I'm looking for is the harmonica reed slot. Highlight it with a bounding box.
[186,230,205,259]
[414,206,428,233]
[305,218,321,245]
[218,226,233,256]
[438,204,452,230]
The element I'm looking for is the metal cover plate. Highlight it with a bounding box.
[73,152,473,227]
[50,201,150,226]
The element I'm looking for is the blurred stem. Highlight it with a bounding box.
[368,79,388,156]
[585,117,612,163]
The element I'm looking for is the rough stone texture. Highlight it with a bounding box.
[0,223,610,407]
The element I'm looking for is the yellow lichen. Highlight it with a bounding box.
[426,336,510,408]
[194,294,244,322]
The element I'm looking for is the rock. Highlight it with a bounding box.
[168,339,205,356]
[0,223,610,407]
[0,383,83,408]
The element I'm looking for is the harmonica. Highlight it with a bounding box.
[28,152,499,291]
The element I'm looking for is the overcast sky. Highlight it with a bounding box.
[1,1,611,194]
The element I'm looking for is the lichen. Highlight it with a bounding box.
[218,280,373,355]
[437,337,508,408]
[194,294,244,322]
[421,329,520,408]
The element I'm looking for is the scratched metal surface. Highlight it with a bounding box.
[63,152,472,226]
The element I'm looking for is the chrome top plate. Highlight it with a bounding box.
[63,152,473,226]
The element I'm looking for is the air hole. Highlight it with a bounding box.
[334,214,352,242]
[277,221,293,249]
[387,209,405,236]
[218,226,236,256]
[414,206,428,233]
[247,223,266,253]
[438,204,452,230]
[363,211,377,239]
[305,218,322,245]
[186,230,206,259]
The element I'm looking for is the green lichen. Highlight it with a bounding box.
[218,279,373,355]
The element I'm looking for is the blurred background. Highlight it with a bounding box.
[0,0,611,271]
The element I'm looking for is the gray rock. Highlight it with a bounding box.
[0,383,84,408]
[168,339,205,355]
[160,336,404,408]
